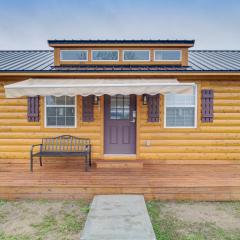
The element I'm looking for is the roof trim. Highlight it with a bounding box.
[48,39,195,45]
[0,69,240,75]
[1,72,240,82]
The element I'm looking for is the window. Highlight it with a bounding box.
[164,86,197,128]
[60,50,88,61]
[154,50,181,61]
[45,96,76,128]
[123,50,150,61]
[92,50,119,61]
[110,95,130,120]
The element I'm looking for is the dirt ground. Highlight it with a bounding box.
[147,201,240,240]
[0,199,89,240]
[163,201,240,231]
[1,199,240,240]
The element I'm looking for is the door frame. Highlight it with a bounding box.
[101,95,140,159]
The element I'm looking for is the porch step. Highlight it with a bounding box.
[96,160,143,169]
[103,154,137,160]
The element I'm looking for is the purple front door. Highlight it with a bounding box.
[104,94,136,154]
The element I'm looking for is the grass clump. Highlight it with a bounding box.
[147,201,182,240]
[31,215,57,237]
[0,232,31,240]
[0,200,7,207]
[59,213,83,234]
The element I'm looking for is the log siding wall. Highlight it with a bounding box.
[1,77,240,164]
[139,79,240,162]
[0,79,102,163]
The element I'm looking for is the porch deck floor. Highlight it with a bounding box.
[1,160,240,200]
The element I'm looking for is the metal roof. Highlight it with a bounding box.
[0,50,240,73]
[48,39,195,45]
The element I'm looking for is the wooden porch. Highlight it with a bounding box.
[1,160,240,201]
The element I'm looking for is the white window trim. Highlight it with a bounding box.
[154,50,182,62]
[123,50,150,62]
[60,50,88,62]
[164,84,197,128]
[91,50,119,62]
[44,96,77,128]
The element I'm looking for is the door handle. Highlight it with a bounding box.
[130,110,136,123]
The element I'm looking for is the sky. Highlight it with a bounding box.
[0,0,240,50]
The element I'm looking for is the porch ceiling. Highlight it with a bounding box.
[4,78,194,98]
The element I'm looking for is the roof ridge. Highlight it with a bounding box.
[48,38,194,41]
[48,39,195,44]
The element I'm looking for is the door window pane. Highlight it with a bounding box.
[110,95,130,120]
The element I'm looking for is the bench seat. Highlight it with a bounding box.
[33,152,88,157]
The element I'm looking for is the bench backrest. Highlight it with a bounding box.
[41,135,90,152]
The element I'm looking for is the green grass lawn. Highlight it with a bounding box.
[146,201,240,240]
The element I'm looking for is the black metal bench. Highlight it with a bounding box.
[30,135,91,172]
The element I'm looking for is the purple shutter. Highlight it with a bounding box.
[27,96,40,122]
[82,95,94,122]
[201,89,214,122]
[147,94,160,122]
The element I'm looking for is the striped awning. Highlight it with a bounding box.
[4,78,195,98]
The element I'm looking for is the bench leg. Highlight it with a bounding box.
[30,152,33,172]
[89,151,91,167]
[40,156,42,167]
[85,154,88,172]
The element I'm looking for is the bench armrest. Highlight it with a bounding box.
[30,144,42,154]
[85,144,91,152]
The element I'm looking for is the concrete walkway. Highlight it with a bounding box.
[80,195,156,240]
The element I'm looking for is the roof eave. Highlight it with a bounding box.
[1,70,240,77]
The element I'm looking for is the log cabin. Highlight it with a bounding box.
[1,39,240,200]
